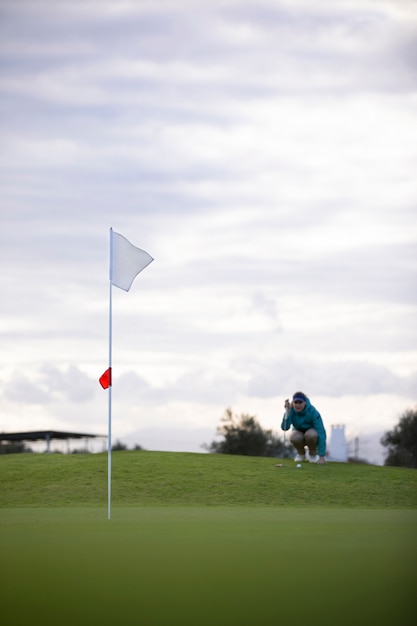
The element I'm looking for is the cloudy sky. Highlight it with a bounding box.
[1,0,416,464]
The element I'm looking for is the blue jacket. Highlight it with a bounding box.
[281,398,327,457]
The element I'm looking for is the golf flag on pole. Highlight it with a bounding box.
[100,228,154,520]
[111,230,154,291]
[99,367,112,389]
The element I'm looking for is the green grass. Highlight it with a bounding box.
[1,450,416,508]
[1,452,416,625]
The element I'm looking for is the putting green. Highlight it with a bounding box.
[1,507,415,625]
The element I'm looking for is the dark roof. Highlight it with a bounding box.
[0,430,106,442]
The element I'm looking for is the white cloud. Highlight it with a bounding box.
[0,0,415,464]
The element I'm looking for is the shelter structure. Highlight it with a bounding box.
[0,430,106,453]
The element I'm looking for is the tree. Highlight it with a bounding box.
[112,440,128,451]
[381,407,417,468]
[204,407,292,458]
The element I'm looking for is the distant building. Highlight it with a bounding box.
[328,424,348,462]
[0,430,106,453]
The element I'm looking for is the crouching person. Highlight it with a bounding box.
[281,391,326,464]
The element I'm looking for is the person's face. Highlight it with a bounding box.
[293,400,305,412]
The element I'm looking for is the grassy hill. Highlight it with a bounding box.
[1,449,416,508]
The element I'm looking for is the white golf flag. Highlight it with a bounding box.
[111,229,154,291]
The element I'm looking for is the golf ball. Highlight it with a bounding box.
[297,463,302,468]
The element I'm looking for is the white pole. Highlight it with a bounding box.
[108,227,114,520]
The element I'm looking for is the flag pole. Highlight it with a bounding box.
[100,226,153,519]
[108,227,114,520]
